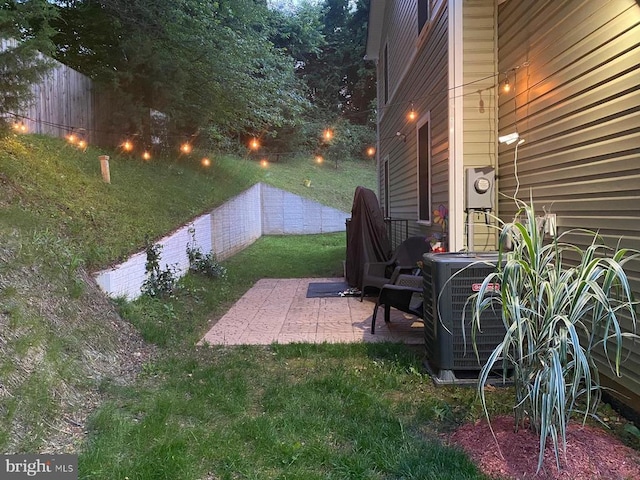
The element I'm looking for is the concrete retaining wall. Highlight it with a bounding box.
[94,183,349,300]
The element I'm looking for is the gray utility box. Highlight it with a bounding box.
[422,252,505,384]
[465,167,495,210]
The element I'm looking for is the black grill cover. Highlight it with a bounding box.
[345,186,392,288]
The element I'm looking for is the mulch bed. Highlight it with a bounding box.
[449,415,640,479]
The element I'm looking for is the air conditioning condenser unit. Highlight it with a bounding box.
[422,252,505,384]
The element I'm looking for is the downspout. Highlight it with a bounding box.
[448,0,464,252]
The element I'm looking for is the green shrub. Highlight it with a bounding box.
[186,228,227,279]
[141,242,179,298]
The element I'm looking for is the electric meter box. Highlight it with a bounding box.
[465,167,495,210]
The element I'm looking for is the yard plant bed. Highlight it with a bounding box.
[451,415,640,479]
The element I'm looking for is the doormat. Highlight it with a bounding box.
[306,282,360,298]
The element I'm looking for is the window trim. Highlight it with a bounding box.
[383,43,389,105]
[416,112,432,225]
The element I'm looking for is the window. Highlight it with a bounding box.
[418,0,430,33]
[417,115,431,223]
[383,157,390,216]
[383,43,389,104]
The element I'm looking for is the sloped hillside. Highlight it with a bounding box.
[0,133,376,452]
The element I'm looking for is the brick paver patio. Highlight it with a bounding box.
[199,278,424,346]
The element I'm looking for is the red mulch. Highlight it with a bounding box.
[449,415,640,479]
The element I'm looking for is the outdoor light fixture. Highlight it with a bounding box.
[502,77,511,93]
[407,104,417,121]
[498,132,524,146]
[13,121,27,133]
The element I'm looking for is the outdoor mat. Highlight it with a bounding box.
[306,282,360,298]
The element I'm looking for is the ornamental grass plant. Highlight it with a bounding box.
[469,196,640,472]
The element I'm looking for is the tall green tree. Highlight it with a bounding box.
[297,0,375,125]
[52,0,311,146]
[0,0,57,124]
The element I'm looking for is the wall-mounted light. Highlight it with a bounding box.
[502,76,511,93]
[396,131,407,142]
[498,132,525,146]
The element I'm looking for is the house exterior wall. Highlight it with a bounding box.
[372,0,450,242]
[497,0,640,410]
[462,0,498,251]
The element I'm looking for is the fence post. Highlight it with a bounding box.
[99,155,110,183]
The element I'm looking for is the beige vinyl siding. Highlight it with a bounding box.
[462,0,498,251]
[377,0,449,240]
[497,0,640,410]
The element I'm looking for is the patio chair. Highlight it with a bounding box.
[360,235,431,301]
[371,274,423,334]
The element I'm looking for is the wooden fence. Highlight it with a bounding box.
[3,38,125,148]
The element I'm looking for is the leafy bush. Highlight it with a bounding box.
[186,228,227,279]
[469,197,639,472]
[141,242,179,298]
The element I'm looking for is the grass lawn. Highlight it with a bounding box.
[85,234,516,479]
[3,134,636,479]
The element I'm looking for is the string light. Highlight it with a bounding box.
[249,138,260,150]
[323,129,333,141]
[260,159,268,168]
[366,146,376,157]
[122,140,134,152]
[315,155,323,164]
[77,139,87,150]
[66,133,77,144]
[407,104,417,121]
[201,157,211,167]
[142,151,151,161]
[180,142,192,154]
[13,121,27,133]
